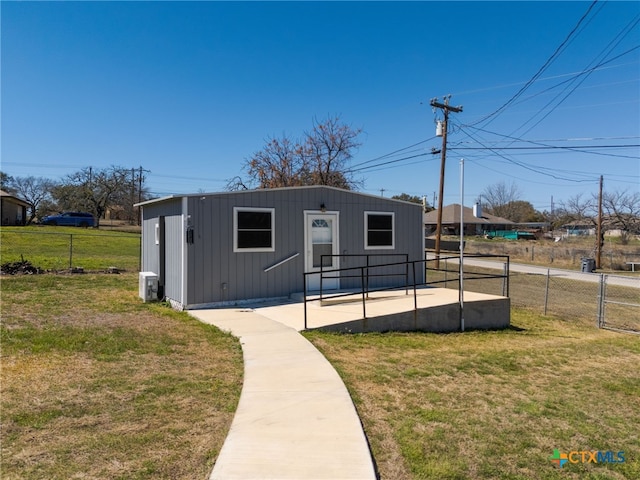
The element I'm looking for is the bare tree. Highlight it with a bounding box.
[557,193,596,223]
[301,116,362,189]
[556,189,639,243]
[480,181,523,220]
[602,189,640,243]
[553,193,597,232]
[246,136,306,188]
[225,176,250,191]
[52,166,132,227]
[5,176,54,224]
[235,116,362,190]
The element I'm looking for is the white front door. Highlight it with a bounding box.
[304,211,340,291]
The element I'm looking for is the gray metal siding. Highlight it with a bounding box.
[164,213,185,305]
[185,189,309,305]
[332,191,424,290]
[140,199,184,304]
[142,187,423,307]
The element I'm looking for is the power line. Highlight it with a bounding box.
[512,20,640,138]
[464,158,598,187]
[454,123,640,160]
[508,46,640,111]
[451,60,638,98]
[454,135,640,144]
[451,144,639,151]
[350,156,437,175]
[455,125,600,183]
[348,152,432,173]
[348,137,435,169]
[472,0,601,127]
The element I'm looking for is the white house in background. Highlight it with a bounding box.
[1,190,28,226]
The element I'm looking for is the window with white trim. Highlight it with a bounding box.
[365,211,395,249]
[233,207,275,252]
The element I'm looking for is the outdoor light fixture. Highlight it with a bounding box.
[320,203,326,212]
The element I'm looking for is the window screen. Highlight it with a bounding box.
[234,208,275,251]
[365,212,394,248]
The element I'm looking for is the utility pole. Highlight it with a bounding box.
[138,166,144,205]
[431,96,463,268]
[596,175,603,269]
[136,166,150,226]
[131,168,136,225]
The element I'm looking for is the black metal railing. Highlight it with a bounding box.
[317,253,409,299]
[425,253,511,297]
[302,254,510,329]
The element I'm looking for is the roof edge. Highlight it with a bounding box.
[135,186,423,208]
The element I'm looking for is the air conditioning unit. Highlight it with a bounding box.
[139,272,158,302]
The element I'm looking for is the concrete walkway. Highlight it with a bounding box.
[190,308,377,480]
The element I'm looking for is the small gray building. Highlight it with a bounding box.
[137,186,425,309]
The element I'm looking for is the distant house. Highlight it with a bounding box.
[136,186,425,309]
[562,216,639,239]
[424,203,513,236]
[561,220,596,236]
[1,190,28,226]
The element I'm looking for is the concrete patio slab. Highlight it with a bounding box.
[256,287,510,333]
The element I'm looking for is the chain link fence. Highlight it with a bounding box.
[1,229,141,273]
[431,256,639,333]
[599,274,640,333]
[466,239,638,271]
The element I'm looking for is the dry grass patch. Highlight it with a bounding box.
[1,273,243,480]
[305,311,640,480]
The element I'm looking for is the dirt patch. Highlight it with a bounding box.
[1,259,44,275]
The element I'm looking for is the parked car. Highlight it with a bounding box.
[41,212,96,227]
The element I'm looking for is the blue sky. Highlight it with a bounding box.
[2,1,639,212]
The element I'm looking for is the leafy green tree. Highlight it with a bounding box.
[391,193,430,209]
[0,172,15,193]
[508,200,546,223]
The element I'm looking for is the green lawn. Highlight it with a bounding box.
[2,229,638,479]
[1,226,140,271]
[305,311,640,479]
[1,273,243,480]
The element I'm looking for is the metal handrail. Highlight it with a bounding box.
[302,254,510,329]
[318,253,409,298]
[263,252,300,273]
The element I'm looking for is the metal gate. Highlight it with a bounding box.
[598,274,640,333]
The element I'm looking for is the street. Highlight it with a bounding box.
[429,253,640,289]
